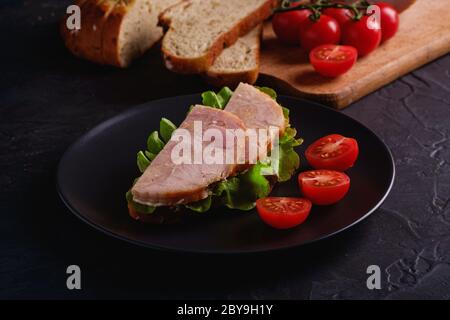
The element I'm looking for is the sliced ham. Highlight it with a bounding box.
[225,83,287,162]
[225,83,286,134]
[131,105,246,206]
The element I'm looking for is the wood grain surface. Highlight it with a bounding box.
[260,0,450,108]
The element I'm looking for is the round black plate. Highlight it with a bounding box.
[57,95,395,254]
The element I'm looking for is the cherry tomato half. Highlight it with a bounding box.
[305,134,359,171]
[256,197,312,229]
[299,14,341,52]
[298,170,350,205]
[322,7,353,28]
[376,2,400,42]
[310,45,357,77]
[272,7,311,45]
[342,15,381,57]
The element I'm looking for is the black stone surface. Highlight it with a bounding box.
[1,1,449,299]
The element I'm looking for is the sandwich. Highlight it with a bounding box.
[126,83,303,223]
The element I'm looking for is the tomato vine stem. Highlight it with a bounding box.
[275,0,371,21]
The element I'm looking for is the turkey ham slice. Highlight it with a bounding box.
[225,83,286,136]
[132,105,246,206]
[225,83,287,161]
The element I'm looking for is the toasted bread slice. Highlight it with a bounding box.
[61,0,180,67]
[204,25,262,88]
[159,0,276,74]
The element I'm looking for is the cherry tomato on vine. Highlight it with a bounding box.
[322,7,353,28]
[309,45,357,77]
[272,7,311,45]
[256,197,312,229]
[375,2,400,42]
[305,134,359,171]
[299,14,341,52]
[342,15,381,57]
[298,170,350,205]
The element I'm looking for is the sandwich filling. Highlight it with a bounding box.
[126,84,303,215]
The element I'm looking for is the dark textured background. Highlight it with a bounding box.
[1,1,449,300]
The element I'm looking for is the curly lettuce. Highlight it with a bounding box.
[201,87,233,110]
[127,86,302,214]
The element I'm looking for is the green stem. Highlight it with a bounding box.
[274,0,370,21]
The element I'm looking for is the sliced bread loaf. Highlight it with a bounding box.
[205,24,262,88]
[61,0,180,67]
[159,0,276,74]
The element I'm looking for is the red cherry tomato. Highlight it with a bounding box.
[272,7,311,45]
[299,14,341,52]
[256,197,312,229]
[342,15,381,56]
[322,7,353,28]
[298,170,350,205]
[309,45,357,77]
[375,2,400,42]
[305,134,359,171]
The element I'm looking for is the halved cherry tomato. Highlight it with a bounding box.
[342,15,381,56]
[299,14,341,52]
[256,197,312,229]
[322,7,353,28]
[272,7,311,45]
[375,2,400,42]
[310,45,357,77]
[298,170,350,205]
[305,134,359,171]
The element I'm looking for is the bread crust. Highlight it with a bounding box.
[157,0,186,27]
[60,0,90,59]
[101,1,129,67]
[161,0,277,74]
[204,68,260,88]
[84,0,116,64]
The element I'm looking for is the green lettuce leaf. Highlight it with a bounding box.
[282,106,290,121]
[145,151,156,161]
[217,87,234,106]
[278,135,300,182]
[201,87,233,109]
[215,178,250,210]
[147,131,165,154]
[240,162,272,199]
[214,162,271,211]
[126,190,156,214]
[160,118,177,143]
[136,119,177,174]
[137,151,151,173]
[185,196,212,213]
[256,86,277,100]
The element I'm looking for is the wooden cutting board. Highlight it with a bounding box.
[260,0,450,109]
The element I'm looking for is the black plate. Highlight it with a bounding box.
[57,95,395,254]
